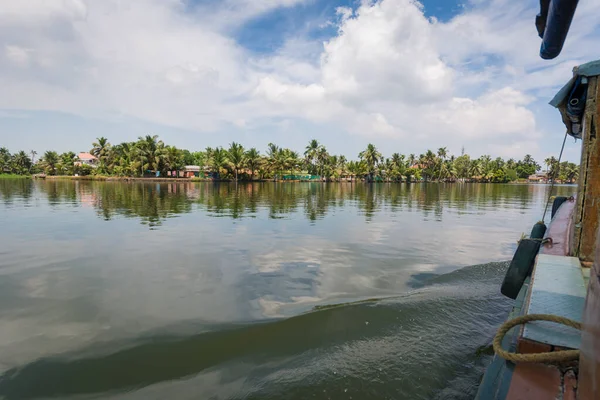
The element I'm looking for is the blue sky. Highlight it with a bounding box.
[1,0,598,162]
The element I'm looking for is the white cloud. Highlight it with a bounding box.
[4,45,31,66]
[0,0,599,159]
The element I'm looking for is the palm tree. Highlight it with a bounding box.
[59,151,77,175]
[245,148,261,181]
[346,160,358,183]
[91,137,111,172]
[266,143,280,181]
[11,151,32,174]
[546,156,558,179]
[226,142,246,181]
[109,142,136,176]
[42,151,59,175]
[469,160,483,180]
[0,147,12,173]
[359,143,382,182]
[210,147,228,180]
[316,146,329,179]
[304,139,321,175]
[163,146,184,177]
[422,150,437,181]
[544,157,552,174]
[437,147,448,180]
[565,164,579,183]
[408,153,416,167]
[29,150,37,172]
[284,149,300,175]
[136,135,166,176]
[337,155,348,180]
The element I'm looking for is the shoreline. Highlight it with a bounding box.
[0,175,575,184]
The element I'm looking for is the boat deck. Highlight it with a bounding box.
[476,199,588,400]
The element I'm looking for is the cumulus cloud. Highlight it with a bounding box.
[0,0,598,158]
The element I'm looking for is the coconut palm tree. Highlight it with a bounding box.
[135,135,166,176]
[11,151,32,174]
[316,146,329,178]
[359,143,382,182]
[163,146,184,177]
[91,137,111,172]
[408,153,416,167]
[284,149,300,175]
[304,139,322,175]
[0,147,12,173]
[266,143,280,181]
[226,142,246,181]
[210,147,228,180]
[42,151,59,175]
[245,148,261,181]
[421,150,437,181]
[437,147,448,180]
[565,164,579,183]
[29,150,37,172]
[469,160,483,180]
[59,151,77,175]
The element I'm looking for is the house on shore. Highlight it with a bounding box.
[183,166,201,178]
[75,152,98,167]
[528,172,549,183]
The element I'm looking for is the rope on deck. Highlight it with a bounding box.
[493,314,581,363]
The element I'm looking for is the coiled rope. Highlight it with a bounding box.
[493,314,581,363]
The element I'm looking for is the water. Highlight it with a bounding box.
[0,180,576,399]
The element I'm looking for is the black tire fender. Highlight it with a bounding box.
[551,196,568,219]
[530,222,547,240]
[501,239,541,299]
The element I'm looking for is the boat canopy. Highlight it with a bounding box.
[550,60,600,139]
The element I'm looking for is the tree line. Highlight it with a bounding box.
[0,136,579,183]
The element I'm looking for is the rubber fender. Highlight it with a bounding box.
[501,239,541,299]
[551,196,568,219]
[530,222,547,239]
[540,0,579,60]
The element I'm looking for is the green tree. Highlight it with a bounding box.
[163,146,184,177]
[136,135,166,176]
[91,137,111,172]
[359,143,382,182]
[59,152,77,175]
[316,146,329,178]
[469,160,483,180]
[210,147,228,180]
[304,139,322,175]
[226,142,246,181]
[11,151,32,175]
[245,148,261,181]
[0,147,11,173]
[42,151,59,175]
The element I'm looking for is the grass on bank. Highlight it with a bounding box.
[0,174,32,179]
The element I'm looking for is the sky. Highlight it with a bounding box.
[1,0,598,162]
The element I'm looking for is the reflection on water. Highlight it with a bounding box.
[1,179,566,224]
[0,180,576,399]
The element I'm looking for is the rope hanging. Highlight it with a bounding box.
[493,314,581,363]
[541,132,569,222]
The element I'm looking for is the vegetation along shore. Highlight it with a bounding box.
[1,136,578,183]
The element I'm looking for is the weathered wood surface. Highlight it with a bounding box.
[572,76,600,262]
[578,234,600,400]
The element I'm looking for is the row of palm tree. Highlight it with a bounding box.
[1,137,579,183]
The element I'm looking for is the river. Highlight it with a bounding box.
[0,180,576,399]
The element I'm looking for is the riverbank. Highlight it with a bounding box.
[0,174,32,179]
[0,175,574,185]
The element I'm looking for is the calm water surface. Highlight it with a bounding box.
[0,180,576,399]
